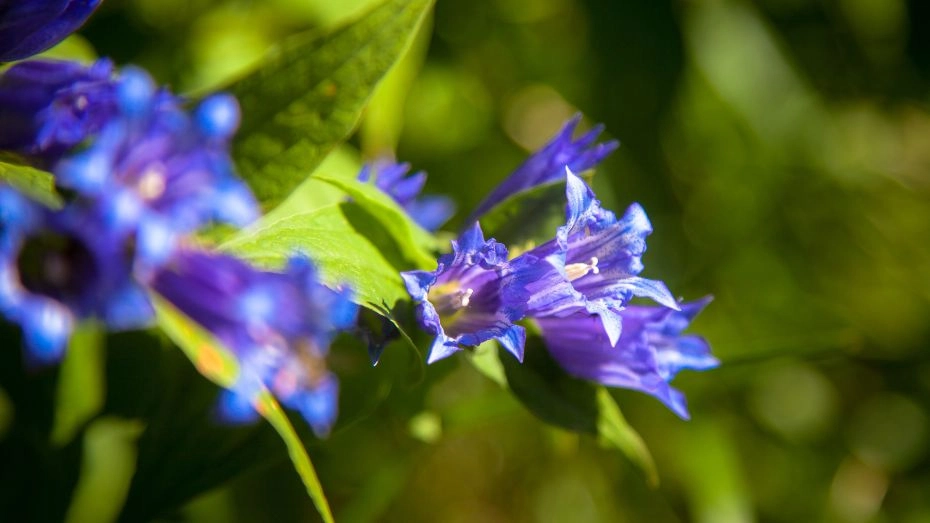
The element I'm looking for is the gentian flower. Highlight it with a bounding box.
[0,0,102,62]
[513,170,678,345]
[358,159,454,231]
[465,113,618,224]
[51,66,258,264]
[0,58,117,162]
[534,298,718,419]
[401,222,527,364]
[151,249,358,437]
[0,186,152,362]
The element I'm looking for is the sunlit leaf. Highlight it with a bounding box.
[64,417,145,523]
[315,172,437,267]
[229,0,435,208]
[0,159,62,209]
[50,322,105,447]
[221,203,410,311]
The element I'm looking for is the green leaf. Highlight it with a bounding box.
[51,322,105,447]
[255,391,335,523]
[152,296,240,388]
[64,417,145,523]
[221,202,411,311]
[596,387,659,486]
[0,159,62,208]
[315,173,437,267]
[151,296,334,523]
[469,337,659,484]
[229,0,435,208]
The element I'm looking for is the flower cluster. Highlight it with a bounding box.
[401,119,717,418]
[0,55,355,433]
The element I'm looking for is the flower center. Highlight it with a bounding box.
[565,256,599,281]
[137,164,167,200]
[429,283,475,315]
[16,232,96,301]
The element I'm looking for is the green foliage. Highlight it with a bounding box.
[0,159,61,208]
[470,340,659,485]
[50,322,105,447]
[229,0,434,209]
[152,297,334,522]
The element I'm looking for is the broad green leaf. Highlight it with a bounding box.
[64,417,145,523]
[0,160,62,208]
[315,173,437,267]
[152,296,240,388]
[51,322,105,447]
[263,145,362,223]
[151,296,334,523]
[596,387,659,486]
[229,0,435,208]
[255,391,335,523]
[469,336,659,484]
[221,202,410,311]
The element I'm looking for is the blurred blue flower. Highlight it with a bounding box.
[151,249,358,437]
[0,186,152,362]
[358,159,454,231]
[401,222,526,364]
[513,170,677,344]
[466,113,618,223]
[535,298,718,419]
[0,58,117,162]
[48,66,258,264]
[0,0,102,62]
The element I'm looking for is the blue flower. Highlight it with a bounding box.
[358,159,454,231]
[0,0,102,62]
[0,186,152,362]
[401,222,526,364]
[466,113,618,223]
[151,249,358,437]
[48,66,258,264]
[535,298,718,419]
[0,58,118,163]
[512,170,678,345]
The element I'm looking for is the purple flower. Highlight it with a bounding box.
[465,113,618,224]
[0,0,102,62]
[401,222,526,364]
[0,186,152,362]
[151,249,358,437]
[535,298,718,419]
[0,58,118,162]
[358,159,454,232]
[49,66,258,264]
[512,170,677,345]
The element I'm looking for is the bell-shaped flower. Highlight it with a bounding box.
[151,249,357,437]
[0,186,152,362]
[513,170,678,345]
[401,222,527,364]
[0,0,102,62]
[358,159,454,232]
[466,113,618,223]
[535,298,718,419]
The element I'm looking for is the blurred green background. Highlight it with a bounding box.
[20,0,930,521]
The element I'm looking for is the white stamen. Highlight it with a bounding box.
[565,257,600,281]
[137,165,167,200]
[458,288,474,308]
[74,95,88,111]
